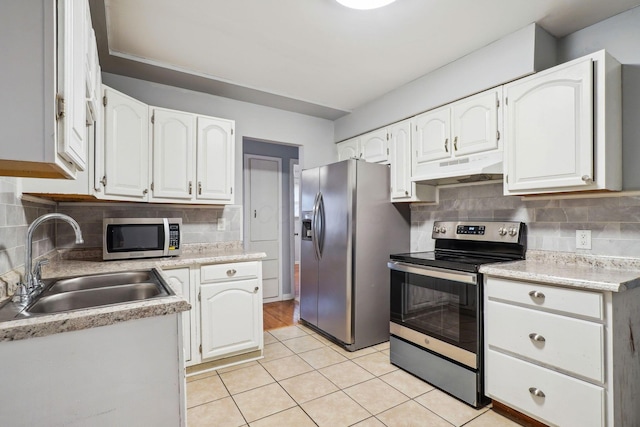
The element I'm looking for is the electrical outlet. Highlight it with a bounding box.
[217,218,227,231]
[576,230,592,250]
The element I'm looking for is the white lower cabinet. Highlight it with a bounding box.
[164,267,193,364]
[171,261,263,368]
[200,277,262,360]
[484,276,640,427]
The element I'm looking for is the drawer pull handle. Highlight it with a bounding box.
[529,387,546,398]
[254,286,259,293]
[529,333,546,342]
[227,269,237,277]
[528,290,545,300]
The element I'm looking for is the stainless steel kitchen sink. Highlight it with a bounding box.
[46,271,153,294]
[0,269,174,320]
[26,282,166,314]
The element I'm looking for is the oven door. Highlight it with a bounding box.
[388,261,480,369]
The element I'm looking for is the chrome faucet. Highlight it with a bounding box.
[13,213,84,304]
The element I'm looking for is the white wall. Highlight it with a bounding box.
[558,5,640,190]
[101,73,336,198]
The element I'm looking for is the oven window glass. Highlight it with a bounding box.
[106,224,164,252]
[391,270,477,353]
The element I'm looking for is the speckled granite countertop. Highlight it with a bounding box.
[480,250,640,292]
[0,243,266,342]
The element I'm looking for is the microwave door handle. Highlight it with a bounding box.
[163,218,170,256]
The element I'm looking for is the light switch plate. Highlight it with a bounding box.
[576,230,592,249]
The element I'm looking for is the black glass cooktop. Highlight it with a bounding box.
[390,251,515,273]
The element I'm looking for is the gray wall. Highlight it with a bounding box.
[334,23,557,142]
[558,5,640,190]
[243,139,299,296]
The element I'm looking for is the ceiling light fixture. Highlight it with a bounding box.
[335,0,396,10]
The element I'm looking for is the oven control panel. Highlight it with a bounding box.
[456,225,485,235]
[432,221,524,243]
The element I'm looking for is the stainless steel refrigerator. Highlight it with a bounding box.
[300,159,410,351]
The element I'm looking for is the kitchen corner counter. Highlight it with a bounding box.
[479,250,640,292]
[0,244,266,342]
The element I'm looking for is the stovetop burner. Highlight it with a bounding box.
[391,220,526,273]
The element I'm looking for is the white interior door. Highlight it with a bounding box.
[245,155,282,302]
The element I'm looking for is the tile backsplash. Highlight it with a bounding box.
[411,182,640,258]
[55,204,242,249]
[0,178,55,276]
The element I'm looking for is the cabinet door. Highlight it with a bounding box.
[151,108,196,200]
[103,86,149,200]
[57,0,87,171]
[452,88,500,157]
[361,129,388,163]
[337,138,360,161]
[165,268,192,363]
[504,58,594,193]
[412,107,451,170]
[389,120,413,200]
[196,116,234,203]
[200,279,262,360]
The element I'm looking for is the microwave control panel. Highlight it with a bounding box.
[169,223,181,249]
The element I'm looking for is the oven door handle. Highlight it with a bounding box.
[387,261,478,285]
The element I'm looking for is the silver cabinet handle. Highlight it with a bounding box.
[444,138,449,153]
[188,181,193,195]
[529,387,545,398]
[453,136,458,151]
[529,333,546,342]
[582,175,593,183]
[198,181,202,195]
[254,286,259,293]
[226,269,236,277]
[528,290,545,300]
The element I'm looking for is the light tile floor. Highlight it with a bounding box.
[186,325,523,427]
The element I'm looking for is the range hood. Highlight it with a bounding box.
[411,151,504,186]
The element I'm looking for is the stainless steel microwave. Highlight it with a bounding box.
[103,218,182,261]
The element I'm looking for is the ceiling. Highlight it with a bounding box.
[90,0,640,120]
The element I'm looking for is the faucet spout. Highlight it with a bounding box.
[16,213,84,304]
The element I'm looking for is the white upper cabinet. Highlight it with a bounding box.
[337,137,361,161]
[0,0,89,178]
[150,111,235,204]
[197,116,235,203]
[412,106,451,166]
[103,86,150,201]
[412,87,502,178]
[361,128,389,163]
[452,89,500,157]
[57,0,88,171]
[150,108,196,201]
[503,50,621,195]
[389,120,436,203]
[336,129,388,164]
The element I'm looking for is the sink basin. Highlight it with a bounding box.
[26,282,166,314]
[4,268,175,318]
[46,271,153,294]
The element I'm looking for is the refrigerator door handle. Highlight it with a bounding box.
[317,192,325,257]
[312,192,321,259]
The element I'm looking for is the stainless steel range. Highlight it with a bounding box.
[388,220,526,408]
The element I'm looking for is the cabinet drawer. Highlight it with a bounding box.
[486,350,605,427]
[486,277,603,320]
[201,261,259,283]
[486,300,604,383]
